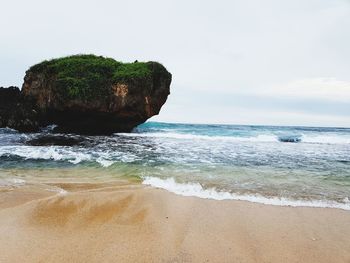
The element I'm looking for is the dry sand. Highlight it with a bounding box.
[0,181,349,263]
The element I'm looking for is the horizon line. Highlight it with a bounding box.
[145,120,350,129]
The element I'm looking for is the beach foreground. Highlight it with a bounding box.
[0,181,350,263]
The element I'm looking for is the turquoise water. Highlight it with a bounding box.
[0,122,350,209]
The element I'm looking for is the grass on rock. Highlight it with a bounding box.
[28,54,153,100]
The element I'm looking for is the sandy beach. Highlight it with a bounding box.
[1,0,349,262]
[0,181,349,263]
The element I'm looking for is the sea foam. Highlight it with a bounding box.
[117,132,350,144]
[0,178,26,187]
[142,177,350,211]
[0,146,92,164]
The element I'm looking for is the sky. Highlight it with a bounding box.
[1,0,349,127]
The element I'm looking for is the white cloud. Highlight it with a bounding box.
[257,78,350,102]
[0,0,349,126]
[153,104,350,127]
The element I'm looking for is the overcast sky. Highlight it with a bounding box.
[1,0,349,127]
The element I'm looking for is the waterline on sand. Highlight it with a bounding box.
[142,176,350,210]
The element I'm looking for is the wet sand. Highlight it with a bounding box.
[0,181,350,263]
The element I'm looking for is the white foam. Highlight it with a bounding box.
[0,146,91,164]
[10,178,26,185]
[142,177,350,211]
[0,146,135,167]
[302,134,350,144]
[40,124,58,132]
[0,127,18,134]
[117,132,278,142]
[47,186,68,195]
[118,132,350,145]
[96,158,115,167]
[0,178,26,187]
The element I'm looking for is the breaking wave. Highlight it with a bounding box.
[0,146,92,164]
[0,122,349,209]
[118,132,350,144]
[142,177,350,211]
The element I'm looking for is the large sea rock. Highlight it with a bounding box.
[0,55,171,134]
[0,86,40,132]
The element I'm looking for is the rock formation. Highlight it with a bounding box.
[0,86,40,132]
[0,55,171,134]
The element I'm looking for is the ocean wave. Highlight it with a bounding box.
[278,135,301,143]
[118,132,279,142]
[0,146,92,164]
[142,177,350,211]
[96,157,115,167]
[301,135,350,144]
[0,127,18,134]
[117,132,350,145]
[0,146,129,167]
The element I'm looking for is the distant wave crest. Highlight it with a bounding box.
[118,132,350,144]
[278,135,301,143]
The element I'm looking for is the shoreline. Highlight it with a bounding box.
[2,166,349,211]
[142,176,350,211]
[0,180,350,262]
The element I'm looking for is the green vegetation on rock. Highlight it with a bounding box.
[113,62,152,82]
[28,55,153,100]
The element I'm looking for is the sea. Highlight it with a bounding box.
[0,122,349,210]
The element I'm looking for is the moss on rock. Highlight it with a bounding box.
[28,54,153,100]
